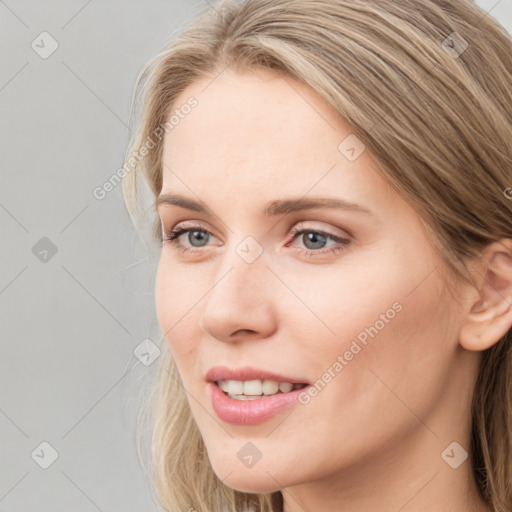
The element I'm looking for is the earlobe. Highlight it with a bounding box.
[458,240,512,352]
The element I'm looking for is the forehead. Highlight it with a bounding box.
[160,68,387,207]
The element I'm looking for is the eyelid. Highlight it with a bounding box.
[290,220,351,240]
[163,219,214,237]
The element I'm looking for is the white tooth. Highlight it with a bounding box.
[278,382,294,393]
[218,380,229,392]
[244,380,263,395]
[221,379,300,396]
[262,379,279,395]
[228,393,262,400]
[226,380,244,395]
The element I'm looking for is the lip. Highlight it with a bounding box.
[208,381,310,425]
[205,365,309,385]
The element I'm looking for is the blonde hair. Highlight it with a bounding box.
[122,1,512,511]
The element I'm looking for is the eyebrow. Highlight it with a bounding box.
[155,193,375,217]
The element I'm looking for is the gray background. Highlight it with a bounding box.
[1,1,511,511]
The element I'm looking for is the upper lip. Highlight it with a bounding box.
[206,365,309,384]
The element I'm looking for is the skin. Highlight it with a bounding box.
[154,68,512,512]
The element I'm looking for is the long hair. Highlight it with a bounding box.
[122,1,512,510]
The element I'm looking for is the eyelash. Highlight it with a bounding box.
[161,224,350,258]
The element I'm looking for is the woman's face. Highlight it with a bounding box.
[154,69,478,495]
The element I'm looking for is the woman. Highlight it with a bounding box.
[122,1,512,511]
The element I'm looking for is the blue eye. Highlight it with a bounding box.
[168,228,210,248]
[162,224,350,258]
[286,227,350,258]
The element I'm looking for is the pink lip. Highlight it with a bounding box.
[208,381,310,425]
[205,365,309,384]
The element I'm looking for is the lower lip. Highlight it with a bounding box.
[208,382,309,425]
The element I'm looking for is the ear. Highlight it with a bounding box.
[459,239,512,351]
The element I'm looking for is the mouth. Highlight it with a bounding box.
[208,379,311,424]
[214,379,309,400]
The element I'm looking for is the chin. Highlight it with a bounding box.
[221,475,282,494]
[209,459,286,494]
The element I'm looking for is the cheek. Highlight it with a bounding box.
[154,256,202,360]
[154,259,175,339]
[287,241,453,397]
[276,253,454,469]
[352,263,453,428]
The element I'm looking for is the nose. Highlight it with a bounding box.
[198,250,277,343]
